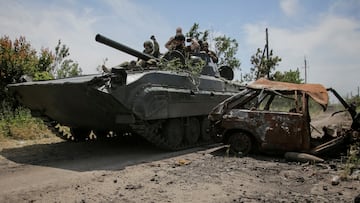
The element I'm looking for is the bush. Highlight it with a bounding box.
[0,102,51,140]
[341,142,360,179]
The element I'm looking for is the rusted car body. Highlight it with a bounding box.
[209,78,359,155]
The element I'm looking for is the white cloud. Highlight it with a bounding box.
[280,0,300,17]
[242,14,360,96]
[0,1,112,74]
[100,0,173,50]
[0,0,172,74]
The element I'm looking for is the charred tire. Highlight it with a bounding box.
[70,128,91,142]
[228,132,253,156]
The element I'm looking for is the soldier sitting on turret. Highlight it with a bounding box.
[137,35,160,67]
[165,27,184,51]
[200,41,218,63]
[146,35,160,58]
[165,33,199,58]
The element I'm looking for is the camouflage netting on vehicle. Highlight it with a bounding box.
[157,57,206,87]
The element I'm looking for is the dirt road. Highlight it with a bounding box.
[0,135,359,203]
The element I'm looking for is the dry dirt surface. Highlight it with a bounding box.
[0,135,359,203]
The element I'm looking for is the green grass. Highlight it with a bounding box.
[340,142,360,180]
[0,103,51,141]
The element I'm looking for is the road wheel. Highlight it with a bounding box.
[93,130,109,139]
[200,117,211,141]
[70,128,91,142]
[228,132,253,156]
[163,118,183,148]
[185,117,200,144]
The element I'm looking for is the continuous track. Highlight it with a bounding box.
[43,116,215,151]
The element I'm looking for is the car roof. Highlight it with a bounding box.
[248,78,328,108]
[209,78,329,122]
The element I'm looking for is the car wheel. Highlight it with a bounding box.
[228,132,252,156]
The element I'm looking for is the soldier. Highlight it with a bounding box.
[171,33,186,54]
[201,41,218,63]
[167,34,200,58]
[165,27,184,50]
[137,35,160,67]
[143,35,159,58]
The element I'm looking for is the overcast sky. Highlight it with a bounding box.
[1,0,359,97]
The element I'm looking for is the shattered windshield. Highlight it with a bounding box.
[243,89,303,113]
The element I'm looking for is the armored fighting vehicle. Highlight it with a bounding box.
[7,34,243,150]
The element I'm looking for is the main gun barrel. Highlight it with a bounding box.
[95,34,153,61]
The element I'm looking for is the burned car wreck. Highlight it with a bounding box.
[209,78,360,156]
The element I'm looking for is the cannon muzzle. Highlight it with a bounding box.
[95,34,153,61]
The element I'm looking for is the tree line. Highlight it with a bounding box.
[185,23,303,84]
[0,36,82,104]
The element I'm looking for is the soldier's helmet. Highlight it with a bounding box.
[143,41,153,54]
[144,41,153,49]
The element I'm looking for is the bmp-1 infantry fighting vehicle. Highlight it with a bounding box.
[7,34,243,150]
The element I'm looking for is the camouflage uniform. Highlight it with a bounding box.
[143,36,159,58]
[137,36,160,67]
[201,42,218,63]
[165,27,184,50]
[166,34,200,58]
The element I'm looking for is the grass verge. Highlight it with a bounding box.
[0,103,52,141]
[341,142,360,180]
